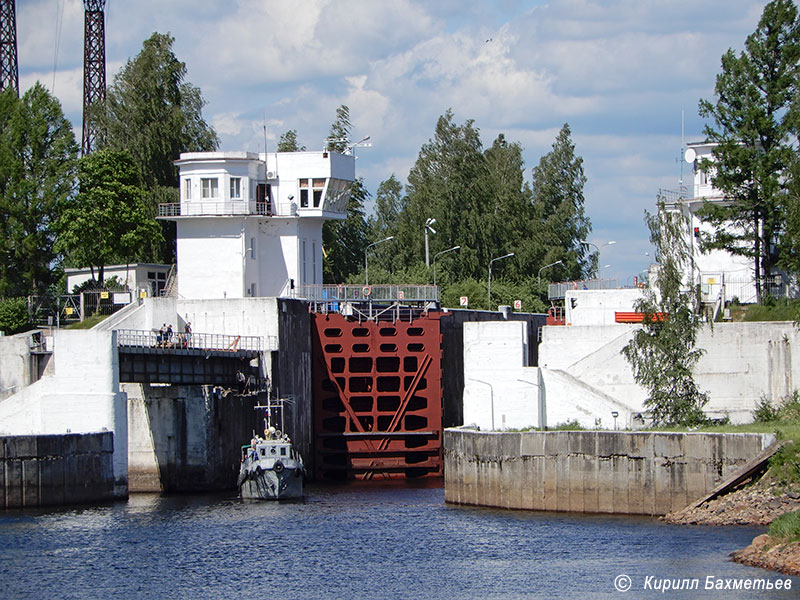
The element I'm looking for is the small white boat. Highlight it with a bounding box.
[238,402,304,500]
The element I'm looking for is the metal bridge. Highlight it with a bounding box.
[116,329,264,386]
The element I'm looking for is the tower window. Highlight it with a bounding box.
[201,178,219,199]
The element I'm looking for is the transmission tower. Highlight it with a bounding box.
[0,0,19,96]
[81,0,106,156]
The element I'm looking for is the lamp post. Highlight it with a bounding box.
[488,252,514,308]
[424,218,437,267]
[432,245,460,287]
[365,236,394,286]
[469,378,495,430]
[537,260,563,289]
[580,239,616,275]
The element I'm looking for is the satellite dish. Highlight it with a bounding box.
[684,148,696,163]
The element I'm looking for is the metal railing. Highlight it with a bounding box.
[548,279,620,300]
[116,329,262,352]
[294,284,439,303]
[157,200,272,218]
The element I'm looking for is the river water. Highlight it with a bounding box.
[1,481,798,599]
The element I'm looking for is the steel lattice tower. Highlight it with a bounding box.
[0,0,19,95]
[81,0,106,156]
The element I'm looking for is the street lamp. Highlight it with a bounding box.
[488,252,514,308]
[432,245,461,287]
[537,260,563,289]
[365,236,394,286]
[580,240,616,277]
[469,378,495,430]
[424,218,437,267]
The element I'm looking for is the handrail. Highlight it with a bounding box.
[116,329,262,352]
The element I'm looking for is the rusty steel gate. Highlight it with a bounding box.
[312,311,443,481]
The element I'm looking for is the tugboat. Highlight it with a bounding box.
[237,401,304,500]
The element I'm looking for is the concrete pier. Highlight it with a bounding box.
[444,428,775,516]
[1,433,116,508]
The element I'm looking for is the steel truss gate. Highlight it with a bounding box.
[312,312,443,480]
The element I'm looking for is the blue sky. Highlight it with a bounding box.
[16,0,770,283]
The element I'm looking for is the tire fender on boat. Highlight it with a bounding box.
[273,461,284,473]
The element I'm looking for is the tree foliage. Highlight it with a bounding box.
[277,130,305,152]
[56,150,163,283]
[0,297,31,335]
[0,84,78,297]
[322,106,370,282]
[530,124,592,280]
[623,200,709,426]
[92,32,218,264]
[698,0,800,302]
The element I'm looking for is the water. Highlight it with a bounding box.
[1,481,797,599]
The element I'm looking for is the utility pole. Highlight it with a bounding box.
[82,0,106,156]
[0,0,19,96]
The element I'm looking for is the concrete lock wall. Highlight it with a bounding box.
[444,429,775,515]
[126,383,262,492]
[1,432,115,508]
[538,321,800,425]
[0,329,128,498]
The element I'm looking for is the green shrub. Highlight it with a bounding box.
[549,419,584,431]
[753,396,781,422]
[768,509,800,542]
[0,297,32,335]
[768,440,800,489]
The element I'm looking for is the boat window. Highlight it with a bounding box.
[259,448,265,456]
[281,447,287,456]
[270,447,276,454]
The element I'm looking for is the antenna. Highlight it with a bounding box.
[679,110,684,186]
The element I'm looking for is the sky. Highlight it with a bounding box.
[15,0,771,284]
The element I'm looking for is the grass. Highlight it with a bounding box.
[768,509,800,543]
[65,313,109,329]
[725,298,800,322]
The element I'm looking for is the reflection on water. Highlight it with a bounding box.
[1,481,797,599]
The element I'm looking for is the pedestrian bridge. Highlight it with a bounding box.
[116,329,263,386]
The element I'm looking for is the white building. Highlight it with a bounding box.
[65,263,171,295]
[665,141,766,305]
[159,150,355,300]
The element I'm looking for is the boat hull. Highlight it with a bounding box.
[239,465,303,500]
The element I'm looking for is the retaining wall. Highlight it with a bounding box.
[444,429,775,516]
[1,432,115,508]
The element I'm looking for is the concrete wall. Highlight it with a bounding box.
[444,429,775,515]
[0,329,128,498]
[1,433,115,508]
[537,321,800,425]
[0,332,36,401]
[440,309,547,428]
[125,383,261,492]
[564,288,643,326]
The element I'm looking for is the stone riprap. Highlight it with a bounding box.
[444,429,775,516]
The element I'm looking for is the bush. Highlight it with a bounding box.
[0,297,32,335]
[753,396,781,422]
[768,509,800,542]
[768,440,800,489]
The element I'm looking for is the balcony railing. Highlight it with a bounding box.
[158,201,272,218]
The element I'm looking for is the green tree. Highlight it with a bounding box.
[323,178,370,283]
[93,32,218,263]
[623,199,708,426]
[277,130,305,152]
[322,105,370,282]
[698,0,800,302]
[0,84,78,297]
[0,297,32,335]
[530,123,591,281]
[325,105,352,152]
[367,174,405,273]
[399,110,490,281]
[56,150,163,284]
